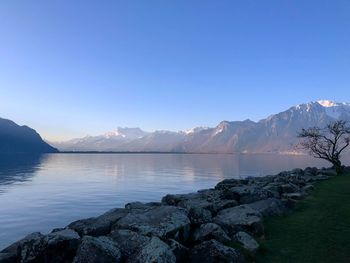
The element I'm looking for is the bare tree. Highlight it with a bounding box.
[298,120,350,174]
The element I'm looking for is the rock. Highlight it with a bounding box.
[223,186,271,204]
[109,229,149,258]
[302,184,315,193]
[282,192,304,200]
[213,199,239,212]
[313,175,331,181]
[109,230,175,263]
[17,229,80,263]
[233,231,259,253]
[0,232,43,262]
[188,239,244,263]
[129,237,176,263]
[291,168,304,175]
[263,183,281,198]
[214,205,264,236]
[188,207,212,224]
[317,169,337,176]
[113,205,190,240]
[73,236,122,263]
[162,192,201,206]
[44,229,80,262]
[247,198,286,217]
[192,223,231,244]
[215,179,249,190]
[167,239,188,262]
[68,208,128,237]
[280,183,299,194]
[304,167,318,176]
[125,201,161,210]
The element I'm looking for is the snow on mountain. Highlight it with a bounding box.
[51,100,350,153]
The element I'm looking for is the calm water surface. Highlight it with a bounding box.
[0,153,349,249]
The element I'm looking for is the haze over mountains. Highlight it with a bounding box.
[51,100,350,154]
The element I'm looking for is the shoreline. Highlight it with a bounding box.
[0,166,341,263]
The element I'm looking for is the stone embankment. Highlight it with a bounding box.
[0,167,339,263]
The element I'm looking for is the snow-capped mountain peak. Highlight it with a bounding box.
[184,126,209,135]
[317,100,338,107]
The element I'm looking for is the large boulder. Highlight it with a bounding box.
[215,179,249,190]
[233,231,259,253]
[0,232,43,262]
[188,239,245,263]
[113,205,190,240]
[192,223,231,244]
[129,237,176,263]
[68,208,128,237]
[73,236,122,263]
[247,198,286,217]
[214,205,264,236]
[109,230,149,258]
[188,207,212,225]
[109,229,175,263]
[15,229,80,263]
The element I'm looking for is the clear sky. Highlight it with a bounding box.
[0,1,349,141]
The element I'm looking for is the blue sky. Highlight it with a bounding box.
[0,1,349,141]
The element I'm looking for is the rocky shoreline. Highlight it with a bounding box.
[0,167,341,263]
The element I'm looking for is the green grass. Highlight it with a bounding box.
[255,174,350,263]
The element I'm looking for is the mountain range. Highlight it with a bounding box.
[0,117,58,154]
[51,100,350,154]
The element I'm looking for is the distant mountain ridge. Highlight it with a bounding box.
[51,100,350,154]
[0,117,58,154]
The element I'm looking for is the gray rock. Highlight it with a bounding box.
[280,183,299,194]
[282,192,304,200]
[167,239,188,262]
[188,239,245,263]
[73,236,122,263]
[162,192,201,206]
[13,229,79,263]
[215,179,249,190]
[247,198,286,217]
[304,167,318,176]
[109,229,175,263]
[214,205,264,236]
[0,232,43,262]
[317,169,337,176]
[113,205,190,239]
[109,229,149,258]
[25,229,80,263]
[224,186,271,204]
[233,231,259,253]
[68,208,128,237]
[125,201,161,210]
[192,223,231,244]
[262,183,281,198]
[188,207,212,224]
[128,237,176,263]
[302,184,315,193]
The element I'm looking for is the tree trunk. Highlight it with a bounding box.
[332,159,343,175]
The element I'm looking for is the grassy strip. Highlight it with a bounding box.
[255,174,350,263]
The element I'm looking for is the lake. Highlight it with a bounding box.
[0,153,349,249]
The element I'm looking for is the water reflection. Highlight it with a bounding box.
[0,154,44,192]
[0,153,349,250]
